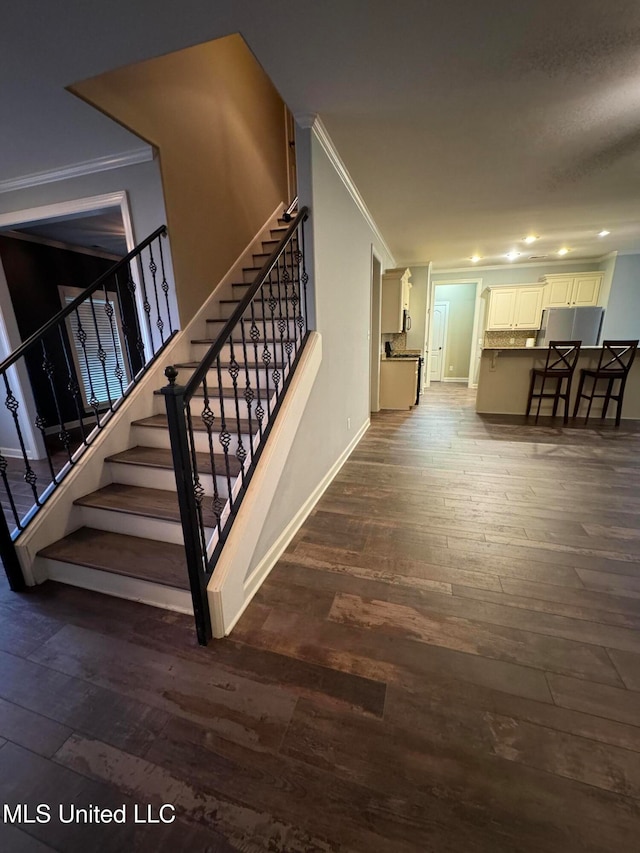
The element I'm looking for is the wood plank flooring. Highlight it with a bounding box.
[2,383,640,851]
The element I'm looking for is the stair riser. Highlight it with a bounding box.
[242,266,302,284]
[190,340,296,364]
[208,317,300,337]
[216,298,301,322]
[37,558,194,614]
[132,423,256,457]
[76,505,211,545]
[153,390,275,421]
[108,460,234,498]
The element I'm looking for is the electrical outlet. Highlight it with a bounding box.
[347,417,351,430]
[449,365,454,372]
[509,337,515,344]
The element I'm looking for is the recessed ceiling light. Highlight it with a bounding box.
[557,248,570,256]
[523,235,538,244]
[470,255,482,263]
[598,230,610,237]
[505,251,521,261]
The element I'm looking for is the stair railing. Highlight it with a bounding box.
[161,207,310,644]
[0,226,176,590]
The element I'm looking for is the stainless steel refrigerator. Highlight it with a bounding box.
[536,307,604,347]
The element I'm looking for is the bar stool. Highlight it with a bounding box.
[573,340,638,427]
[525,341,581,425]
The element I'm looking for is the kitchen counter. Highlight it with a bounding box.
[476,347,640,420]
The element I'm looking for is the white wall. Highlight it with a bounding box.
[601,254,640,340]
[246,123,393,576]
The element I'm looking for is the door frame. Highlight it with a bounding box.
[430,301,449,382]
[369,246,383,412]
[426,277,483,389]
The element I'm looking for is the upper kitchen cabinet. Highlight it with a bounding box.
[486,285,544,330]
[381,268,412,333]
[542,272,603,308]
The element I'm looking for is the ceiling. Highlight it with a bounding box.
[4,211,128,257]
[2,0,640,270]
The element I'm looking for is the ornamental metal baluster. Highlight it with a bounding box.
[248,302,265,440]
[215,352,234,509]
[40,338,73,463]
[100,282,124,399]
[276,256,291,374]
[158,234,174,335]
[126,263,147,366]
[199,377,223,534]
[0,453,22,530]
[147,242,165,346]
[239,316,255,457]
[258,287,273,419]
[137,256,155,357]
[74,308,101,427]
[281,245,294,368]
[266,271,282,404]
[2,374,40,508]
[33,408,57,484]
[87,294,113,412]
[113,269,135,384]
[185,403,208,563]
[300,219,309,334]
[227,333,247,485]
[58,326,88,449]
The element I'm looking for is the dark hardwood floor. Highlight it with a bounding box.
[2,383,640,852]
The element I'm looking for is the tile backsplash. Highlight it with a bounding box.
[484,330,533,348]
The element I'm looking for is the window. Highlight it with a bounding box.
[60,286,130,409]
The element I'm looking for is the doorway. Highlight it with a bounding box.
[430,301,449,382]
[425,277,483,390]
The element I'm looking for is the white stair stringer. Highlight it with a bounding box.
[207,331,326,637]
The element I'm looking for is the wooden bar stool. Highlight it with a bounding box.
[525,341,581,425]
[573,340,638,427]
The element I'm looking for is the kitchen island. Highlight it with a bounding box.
[476,346,640,420]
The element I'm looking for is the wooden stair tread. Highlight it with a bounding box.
[191,337,295,345]
[74,483,219,528]
[38,527,190,591]
[106,445,242,478]
[132,413,258,435]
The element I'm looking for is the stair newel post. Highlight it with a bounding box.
[0,508,25,591]
[161,366,212,646]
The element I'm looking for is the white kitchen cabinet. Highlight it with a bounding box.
[381,268,412,333]
[379,358,418,409]
[542,272,603,308]
[486,285,544,331]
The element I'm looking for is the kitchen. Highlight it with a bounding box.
[377,257,640,421]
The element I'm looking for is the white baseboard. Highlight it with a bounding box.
[227,417,370,635]
[442,377,469,383]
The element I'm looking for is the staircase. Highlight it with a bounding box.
[35,210,310,641]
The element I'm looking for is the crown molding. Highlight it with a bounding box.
[428,256,611,275]
[0,147,155,195]
[299,114,395,266]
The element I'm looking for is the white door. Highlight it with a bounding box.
[430,302,448,382]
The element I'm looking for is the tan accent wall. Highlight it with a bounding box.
[72,34,289,323]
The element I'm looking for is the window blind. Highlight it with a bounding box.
[65,295,128,408]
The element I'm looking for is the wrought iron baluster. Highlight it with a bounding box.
[266,271,280,404]
[276,255,293,372]
[258,286,273,419]
[158,233,174,335]
[199,376,223,535]
[2,373,40,508]
[248,302,265,440]
[58,325,88,449]
[37,337,70,475]
[137,255,155,359]
[185,403,208,562]
[101,281,125,399]
[300,219,309,334]
[215,352,235,510]
[74,307,101,428]
[227,333,247,485]
[239,316,255,458]
[126,263,147,367]
[147,242,165,346]
[88,294,113,412]
[0,452,23,531]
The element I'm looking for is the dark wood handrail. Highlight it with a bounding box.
[181,207,308,401]
[0,225,167,375]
